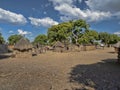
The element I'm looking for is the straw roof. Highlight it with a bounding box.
[113,41,120,48]
[14,38,33,51]
[53,41,64,48]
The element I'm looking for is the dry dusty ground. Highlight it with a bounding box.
[0,48,120,90]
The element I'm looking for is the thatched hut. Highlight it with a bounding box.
[68,44,96,52]
[14,38,33,51]
[113,41,120,53]
[13,38,33,58]
[113,41,120,63]
[33,43,47,54]
[53,41,65,52]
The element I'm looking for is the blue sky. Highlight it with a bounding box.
[0,0,120,41]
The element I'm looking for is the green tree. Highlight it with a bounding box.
[78,30,99,44]
[34,34,47,45]
[8,34,22,45]
[109,34,120,44]
[99,32,110,45]
[98,32,120,45]
[0,33,5,44]
[71,19,90,44]
[48,19,90,44]
[48,22,73,44]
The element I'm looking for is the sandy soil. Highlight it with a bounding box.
[0,48,120,90]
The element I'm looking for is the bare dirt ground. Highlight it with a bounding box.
[0,48,120,90]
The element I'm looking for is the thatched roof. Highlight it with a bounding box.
[53,41,64,48]
[14,38,33,51]
[113,41,120,48]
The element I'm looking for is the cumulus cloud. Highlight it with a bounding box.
[49,0,74,5]
[86,0,120,12]
[8,30,14,34]
[51,1,111,22]
[18,29,31,36]
[29,17,59,27]
[0,8,27,25]
[114,31,120,36]
[85,0,120,18]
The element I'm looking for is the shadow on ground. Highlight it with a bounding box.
[0,54,11,60]
[108,52,116,54]
[69,59,120,90]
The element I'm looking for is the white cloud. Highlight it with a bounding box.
[49,0,111,22]
[49,0,74,5]
[54,3,111,22]
[114,31,120,35]
[84,10,111,22]
[9,30,14,34]
[0,8,27,25]
[29,17,59,27]
[18,29,31,35]
[86,0,120,12]
[85,0,120,18]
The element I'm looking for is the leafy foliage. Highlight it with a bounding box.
[78,30,99,44]
[48,19,120,45]
[99,32,120,45]
[48,22,73,44]
[71,19,90,44]
[8,35,22,45]
[0,33,5,44]
[48,19,90,44]
[34,34,47,45]
[3,19,120,46]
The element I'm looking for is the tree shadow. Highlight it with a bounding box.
[108,52,116,54]
[69,59,120,90]
[0,54,11,60]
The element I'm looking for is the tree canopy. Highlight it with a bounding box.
[0,33,5,44]
[99,32,120,45]
[8,34,22,45]
[48,19,120,45]
[78,30,99,44]
[0,19,119,46]
[48,21,73,44]
[34,34,47,45]
[48,19,90,44]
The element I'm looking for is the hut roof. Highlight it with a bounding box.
[53,41,64,48]
[14,38,33,50]
[113,41,120,48]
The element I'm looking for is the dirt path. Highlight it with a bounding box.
[0,48,120,90]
